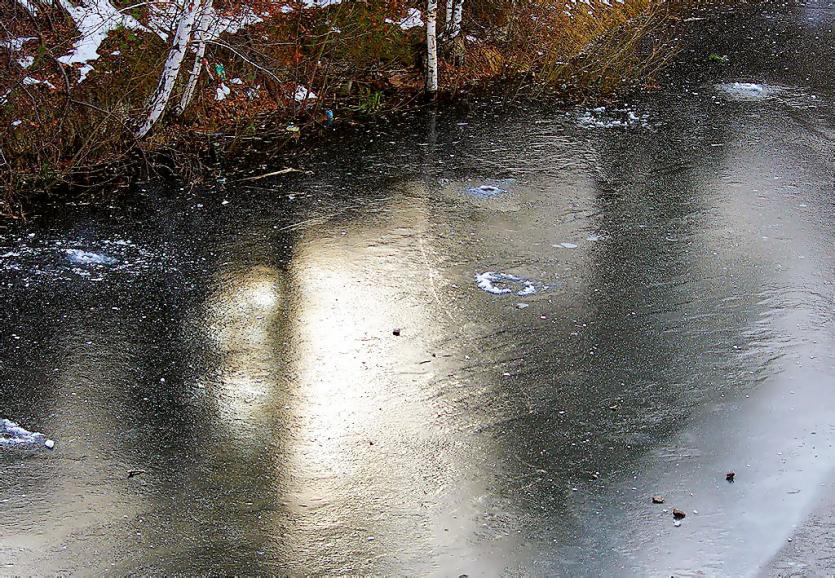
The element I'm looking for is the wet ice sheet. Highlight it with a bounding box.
[0,3,832,575]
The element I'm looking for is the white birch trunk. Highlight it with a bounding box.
[449,0,464,39]
[15,0,39,15]
[444,0,453,35]
[176,0,213,116]
[426,0,438,95]
[136,0,202,138]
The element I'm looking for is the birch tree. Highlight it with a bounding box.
[14,0,39,15]
[136,0,202,138]
[447,0,464,39]
[176,0,213,115]
[426,0,438,94]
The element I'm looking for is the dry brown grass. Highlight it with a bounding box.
[0,0,680,210]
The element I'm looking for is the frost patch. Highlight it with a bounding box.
[577,106,649,129]
[66,249,118,266]
[1,418,54,449]
[0,237,174,284]
[715,83,818,109]
[715,82,768,100]
[466,184,506,198]
[476,272,551,297]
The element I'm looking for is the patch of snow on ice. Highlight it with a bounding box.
[1,418,52,449]
[476,272,544,297]
[65,249,118,266]
[0,237,173,283]
[715,82,768,100]
[577,106,649,129]
[466,184,506,198]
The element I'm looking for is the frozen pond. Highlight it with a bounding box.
[0,1,833,575]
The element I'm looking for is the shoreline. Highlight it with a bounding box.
[1,0,683,214]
